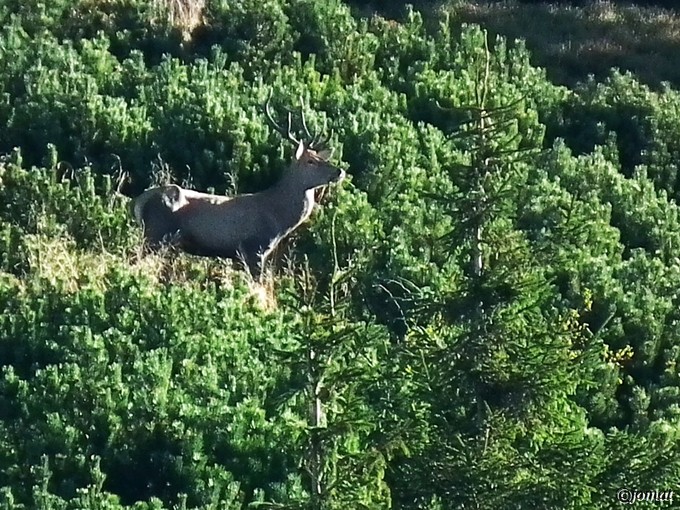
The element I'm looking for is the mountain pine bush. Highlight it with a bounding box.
[1,1,680,508]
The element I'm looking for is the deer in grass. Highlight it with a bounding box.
[130,93,345,276]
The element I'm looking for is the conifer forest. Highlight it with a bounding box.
[1,0,680,508]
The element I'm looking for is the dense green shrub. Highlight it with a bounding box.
[1,0,680,508]
[0,154,131,253]
[548,72,680,200]
[193,0,295,77]
[0,267,300,506]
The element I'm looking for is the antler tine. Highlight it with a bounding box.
[310,117,333,151]
[287,112,301,146]
[264,92,285,135]
[308,116,324,149]
[318,126,334,150]
[264,90,300,146]
[299,95,315,143]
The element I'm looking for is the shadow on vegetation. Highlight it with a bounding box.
[348,0,680,89]
[441,0,680,89]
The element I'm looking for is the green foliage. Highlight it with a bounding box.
[549,72,680,200]
[1,1,680,509]
[271,262,395,509]
[381,42,607,508]
[0,153,131,254]
[195,0,295,77]
[0,261,299,507]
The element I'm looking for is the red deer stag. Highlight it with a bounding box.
[130,93,345,276]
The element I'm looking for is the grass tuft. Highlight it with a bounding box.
[151,0,206,41]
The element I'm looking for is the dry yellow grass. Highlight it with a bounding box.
[22,225,278,311]
[81,0,206,40]
[151,0,206,40]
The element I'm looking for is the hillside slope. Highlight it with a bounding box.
[0,0,679,508]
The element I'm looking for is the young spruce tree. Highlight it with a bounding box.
[268,248,398,509]
[391,30,605,509]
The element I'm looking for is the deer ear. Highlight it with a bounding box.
[295,140,306,160]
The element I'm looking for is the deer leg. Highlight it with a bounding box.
[237,243,265,280]
[246,255,262,280]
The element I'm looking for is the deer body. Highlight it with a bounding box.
[131,93,343,275]
[132,139,344,274]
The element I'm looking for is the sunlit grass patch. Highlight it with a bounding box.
[151,0,206,40]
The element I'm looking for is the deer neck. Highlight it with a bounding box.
[266,175,317,231]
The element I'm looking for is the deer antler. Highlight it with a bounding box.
[263,90,334,150]
[264,90,300,147]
